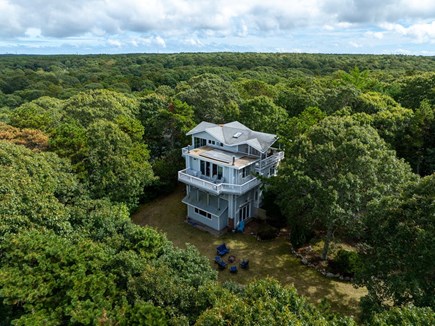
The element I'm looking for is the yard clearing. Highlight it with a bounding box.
[132,185,366,317]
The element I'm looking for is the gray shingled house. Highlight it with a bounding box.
[178,121,284,232]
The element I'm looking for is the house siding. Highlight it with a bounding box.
[179,121,284,233]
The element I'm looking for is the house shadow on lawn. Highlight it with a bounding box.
[132,185,366,317]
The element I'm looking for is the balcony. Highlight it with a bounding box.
[255,151,284,174]
[178,169,261,195]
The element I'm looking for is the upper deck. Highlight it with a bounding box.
[182,145,258,169]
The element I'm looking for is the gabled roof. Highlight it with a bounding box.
[186,121,277,153]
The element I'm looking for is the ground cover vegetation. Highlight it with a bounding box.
[0,53,434,324]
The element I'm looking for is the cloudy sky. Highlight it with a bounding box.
[1,0,434,55]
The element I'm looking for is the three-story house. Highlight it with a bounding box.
[178,121,284,232]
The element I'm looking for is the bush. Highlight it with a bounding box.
[328,249,360,277]
[289,223,315,248]
[257,224,279,240]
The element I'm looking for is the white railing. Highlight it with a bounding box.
[255,151,284,173]
[178,169,221,194]
[181,146,189,156]
[178,169,261,195]
[221,177,261,194]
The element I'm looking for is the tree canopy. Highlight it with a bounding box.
[271,115,416,259]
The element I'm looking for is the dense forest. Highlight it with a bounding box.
[0,53,434,325]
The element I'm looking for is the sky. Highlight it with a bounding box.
[0,0,434,55]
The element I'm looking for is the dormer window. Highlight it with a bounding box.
[233,132,242,138]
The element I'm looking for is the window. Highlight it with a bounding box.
[194,137,206,148]
[241,165,251,178]
[217,166,223,179]
[208,139,216,145]
[194,208,212,219]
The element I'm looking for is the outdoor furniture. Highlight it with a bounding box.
[230,266,238,273]
[216,243,230,256]
[214,256,227,269]
[240,259,249,270]
[235,220,245,233]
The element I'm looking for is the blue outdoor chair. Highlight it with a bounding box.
[240,259,249,270]
[214,256,227,269]
[216,243,229,256]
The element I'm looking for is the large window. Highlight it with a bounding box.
[194,137,206,148]
[195,207,212,219]
[200,160,223,179]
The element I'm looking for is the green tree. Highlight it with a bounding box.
[370,306,435,326]
[9,96,63,131]
[271,116,416,259]
[335,66,379,91]
[239,96,288,134]
[398,100,435,176]
[176,73,240,123]
[63,89,139,127]
[0,141,78,239]
[234,78,276,99]
[196,278,355,325]
[85,120,155,208]
[396,72,435,109]
[356,175,435,312]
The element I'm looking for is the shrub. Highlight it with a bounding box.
[257,224,279,240]
[328,249,360,277]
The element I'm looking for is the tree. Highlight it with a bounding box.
[356,175,435,311]
[176,73,240,123]
[9,96,63,131]
[84,120,155,208]
[139,94,195,157]
[335,66,379,91]
[370,306,435,326]
[0,122,49,151]
[0,141,79,239]
[271,116,416,259]
[234,78,277,100]
[63,89,139,127]
[396,72,435,110]
[397,100,435,176]
[239,96,288,134]
[0,228,168,325]
[196,278,355,325]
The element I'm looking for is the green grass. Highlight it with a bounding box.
[132,185,366,317]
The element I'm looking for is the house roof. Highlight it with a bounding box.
[186,121,277,153]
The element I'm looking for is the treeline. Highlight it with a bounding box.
[0,53,434,324]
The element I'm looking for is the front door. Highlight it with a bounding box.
[238,203,250,223]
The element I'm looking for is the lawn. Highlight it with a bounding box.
[132,185,366,317]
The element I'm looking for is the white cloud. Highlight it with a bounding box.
[0,0,434,54]
[365,31,384,40]
[381,21,435,43]
[24,27,42,38]
[107,39,122,47]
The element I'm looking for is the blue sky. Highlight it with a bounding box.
[1,0,434,55]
